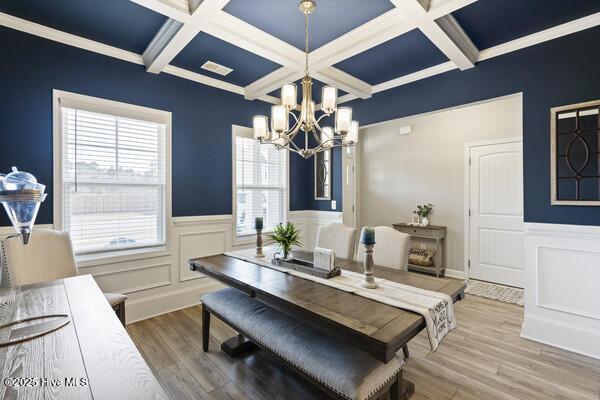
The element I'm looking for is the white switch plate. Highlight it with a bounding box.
[420,243,427,250]
[331,200,337,210]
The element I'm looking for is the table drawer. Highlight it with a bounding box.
[395,226,435,238]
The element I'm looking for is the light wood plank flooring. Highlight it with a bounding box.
[128,294,600,400]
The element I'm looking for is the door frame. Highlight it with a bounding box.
[463,137,523,281]
[342,145,358,230]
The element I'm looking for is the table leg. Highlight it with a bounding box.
[390,371,415,400]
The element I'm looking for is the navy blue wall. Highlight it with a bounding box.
[340,26,600,225]
[0,27,306,225]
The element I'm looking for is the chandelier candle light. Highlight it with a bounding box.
[252,0,359,159]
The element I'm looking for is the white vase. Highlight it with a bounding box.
[421,217,429,227]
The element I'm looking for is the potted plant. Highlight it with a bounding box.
[269,222,301,259]
[414,204,433,226]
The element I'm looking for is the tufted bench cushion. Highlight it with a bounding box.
[202,288,404,400]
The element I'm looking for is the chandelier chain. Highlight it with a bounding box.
[305,11,309,76]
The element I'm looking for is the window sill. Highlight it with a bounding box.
[77,246,171,269]
[233,232,276,247]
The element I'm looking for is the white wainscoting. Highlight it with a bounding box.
[288,210,343,250]
[522,222,600,360]
[0,211,343,324]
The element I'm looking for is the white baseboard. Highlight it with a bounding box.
[522,314,600,360]
[444,268,466,280]
[126,278,225,324]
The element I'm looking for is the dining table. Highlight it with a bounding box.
[189,249,466,399]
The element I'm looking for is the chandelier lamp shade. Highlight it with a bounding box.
[252,0,359,159]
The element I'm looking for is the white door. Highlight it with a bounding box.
[342,147,356,228]
[468,140,524,287]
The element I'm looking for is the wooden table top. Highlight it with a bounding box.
[0,275,168,400]
[190,252,465,363]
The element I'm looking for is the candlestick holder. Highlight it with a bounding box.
[255,228,265,258]
[361,243,378,289]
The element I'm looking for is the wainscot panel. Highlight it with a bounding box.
[523,222,600,360]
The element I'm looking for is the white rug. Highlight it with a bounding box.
[465,280,524,306]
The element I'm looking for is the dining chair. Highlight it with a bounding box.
[315,223,357,260]
[1,229,127,325]
[356,226,410,271]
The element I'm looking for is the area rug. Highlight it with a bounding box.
[465,280,524,306]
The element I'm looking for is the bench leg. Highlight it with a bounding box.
[202,304,210,352]
[402,344,410,360]
[390,371,415,400]
[112,302,126,326]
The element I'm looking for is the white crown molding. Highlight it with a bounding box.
[143,0,231,74]
[129,0,191,23]
[478,12,600,62]
[0,12,144,65]
[0,12,268,101]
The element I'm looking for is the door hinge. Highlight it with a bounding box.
[468,259,471,268]
[469,157,471,166]
[468,209,471,217]
[352,205,355,212]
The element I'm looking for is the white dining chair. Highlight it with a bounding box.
[315,223,357,260]
[356,226,410,271]
[1,229,127,325]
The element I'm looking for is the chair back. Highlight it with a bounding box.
[1,229,78,286]
[315,223,356,260]
[356,226,410,270]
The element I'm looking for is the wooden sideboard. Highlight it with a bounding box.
[393,223,447,277]
[0,275,168,400]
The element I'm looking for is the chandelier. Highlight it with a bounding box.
[252,0,358,159]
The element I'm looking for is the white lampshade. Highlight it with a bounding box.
[322,86,337,113]
[281,83,297,109]
[335,107,352,134]
[321,127,334,148]
[345,120,359,144]
[253,115,268,139]
[271,105,287,133]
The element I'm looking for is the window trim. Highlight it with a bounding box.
[231,124,289,246]
[52,89,172,264]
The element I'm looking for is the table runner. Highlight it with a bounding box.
[224,248,456,351]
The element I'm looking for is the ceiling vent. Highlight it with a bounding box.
[201,61,233,76]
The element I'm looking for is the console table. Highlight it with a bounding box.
[393,223,447,277]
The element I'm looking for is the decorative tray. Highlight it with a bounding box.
[272,257,341,279]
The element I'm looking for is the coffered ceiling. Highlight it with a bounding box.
[0,0,599,105]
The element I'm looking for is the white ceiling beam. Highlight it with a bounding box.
[313,67,372,99]
[243,9,413,101]
[143,0,230,74]
[390,0,478,70]
[129,0,191,22]
[244,67,302,100]
[309,9,415,72]
[427,0,478,19]
[204,11,306,71]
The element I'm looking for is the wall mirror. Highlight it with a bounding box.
[551,99,600,205]
[315,149,331,200]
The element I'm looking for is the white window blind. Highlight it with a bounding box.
[60,105,167,255]
[235,130,286,237]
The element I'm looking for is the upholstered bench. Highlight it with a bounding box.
[201,288,406,400]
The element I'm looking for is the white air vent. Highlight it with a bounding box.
[201,61,233,76]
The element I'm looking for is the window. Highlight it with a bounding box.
[54,90,171,257]
[233,125,287,238]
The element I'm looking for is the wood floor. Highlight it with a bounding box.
[128,294,600,400]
